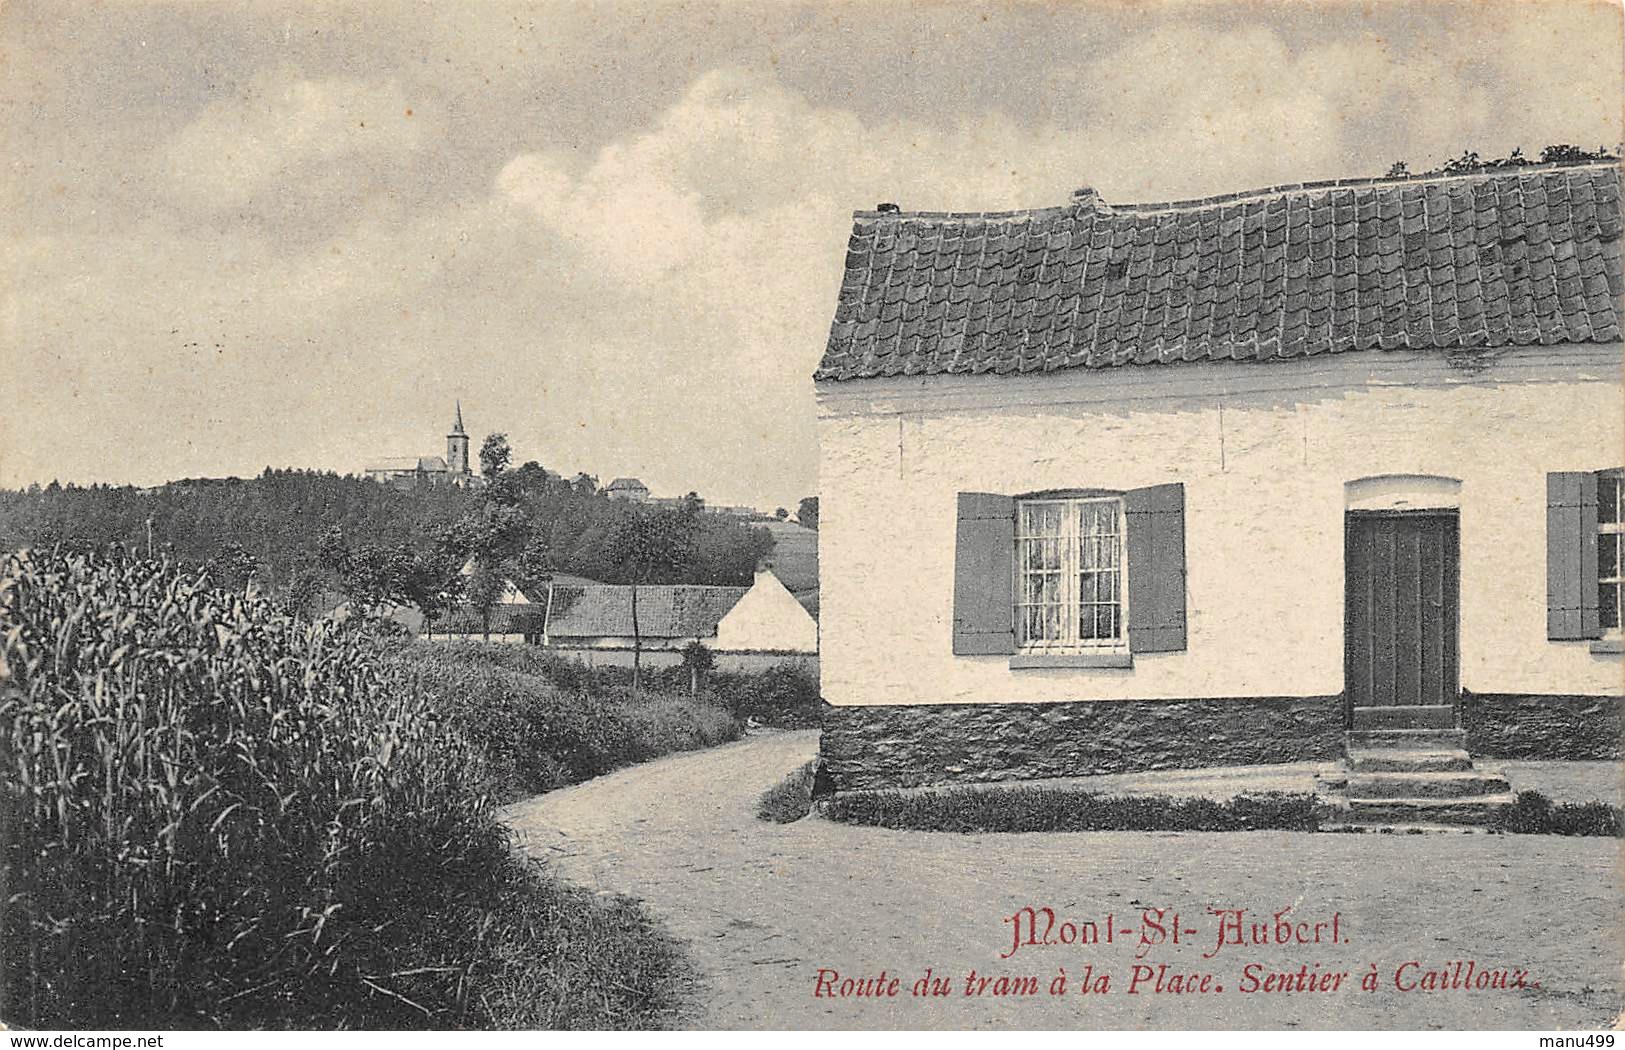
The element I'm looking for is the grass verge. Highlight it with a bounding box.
[1492,791,1623,836]
[473,858,695,1029]
[392,641,742,802]
[824,786,1320,833]
[756,760,817,823]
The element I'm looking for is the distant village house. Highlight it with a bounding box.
[603,476,762,519]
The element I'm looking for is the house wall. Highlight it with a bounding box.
[714,571,819,653]
[546,636,693,651]
[546,646,819,674]
[815,344,1623,784]
[421,632,528,645]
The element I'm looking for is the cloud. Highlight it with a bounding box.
[5,2,1620,508]
[163,70,433,213]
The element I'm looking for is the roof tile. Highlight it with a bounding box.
[816,164,1620,381]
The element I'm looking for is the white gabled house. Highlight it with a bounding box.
[812,162,1623,812]
[714,568,819,654]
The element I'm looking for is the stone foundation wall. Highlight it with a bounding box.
[820,696,1344,792]
[1461,692,1623,759]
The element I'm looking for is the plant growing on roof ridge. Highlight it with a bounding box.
[1384,144,1619,180]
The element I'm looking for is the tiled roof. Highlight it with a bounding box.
[364,455,448,473]
[544,584,747,639]
[437,603,544,635]
[606,477,648,491]
[365,456,421,472]
[816,162,1623,382]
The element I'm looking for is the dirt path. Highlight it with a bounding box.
[504,731,1622,1030]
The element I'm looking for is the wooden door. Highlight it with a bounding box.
[1344,512,1459,713]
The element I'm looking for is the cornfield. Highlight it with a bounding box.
[0,547,510,1028]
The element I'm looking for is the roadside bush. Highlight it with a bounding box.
[707,662,824,728]
[825,786,1320,833]
[414,643,821,729]
[0,548,693,1029]
[756,761,818,823]
[392,642,741,800]
[1493,791,1624,837]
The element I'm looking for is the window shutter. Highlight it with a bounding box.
[1126,482,1187,653]
[1546,471,1601,640]
[952,492,1015,655]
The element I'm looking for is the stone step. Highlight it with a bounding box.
[1351,705,1457,729]
[1334,794,1515,827]
[1346,727,1468,751]
[1345,770,1511,800]
[1319,822,1501,835]
[1347,749,1474,773]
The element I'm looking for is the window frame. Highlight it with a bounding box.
[1013,492,1130,653]
[1600,469,1624,637]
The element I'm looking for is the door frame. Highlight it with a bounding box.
[1342,508,1462,727]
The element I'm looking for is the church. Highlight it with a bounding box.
[363,403,477,489]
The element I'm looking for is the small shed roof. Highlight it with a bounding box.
[545,584,747,639]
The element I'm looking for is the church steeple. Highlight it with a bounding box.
[446,401,470,479]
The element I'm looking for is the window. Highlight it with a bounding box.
[952,484,1183,658]
[1015,496,1126,650]
[1600,471,1623,633]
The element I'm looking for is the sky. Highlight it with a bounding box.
[2,0,1621,508]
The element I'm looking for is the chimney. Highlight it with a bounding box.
[1072,186,1106,207]
[876,202,900,214]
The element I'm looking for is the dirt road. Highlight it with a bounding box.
[504,731,1622,1030]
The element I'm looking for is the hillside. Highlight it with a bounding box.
[759,519,818,593]
[0,468,776,609]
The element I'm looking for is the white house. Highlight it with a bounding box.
[813,162,1623,816]
[714,568,820,653]
[605,477,651,502]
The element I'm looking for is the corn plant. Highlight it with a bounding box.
[1,547,508,1028]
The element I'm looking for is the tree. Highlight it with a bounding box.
[401,540,464,639]
[278,563,327,619]
[681,640,714,697]
[452,499,532,641]
[513,536,557,592]
[463,560,508,643]
[479,432,512,478]
[213,540,260,591]
[606,506,698,693]
[774,507,789,520]
[318,525,410,616]
[511,460,553,496]
[796,496,819,531]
